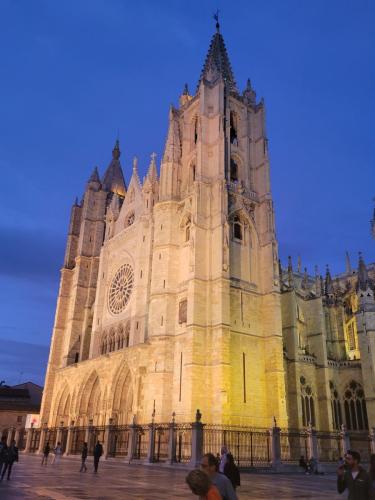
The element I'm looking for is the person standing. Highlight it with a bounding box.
[201,453,237,500]
[299,455,309,474]
[51,442,62,465]
[337,450,371,499]
[80,442,88,472]
[0,436,8,477]
[224,453,240,491]
[0,440,18,481]
[93,440,103,474]
[41,442,50,466]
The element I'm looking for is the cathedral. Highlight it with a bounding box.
[40,25,375,436]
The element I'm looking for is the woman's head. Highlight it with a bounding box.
[186,469,211,496]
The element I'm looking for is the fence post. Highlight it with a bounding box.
[64,421,74,456]
[270,426,282,471]
[307,425,319,460]
[103,418,113,459]
[168,413,176,464]
[340,424,350,455]
[147,423,156,463]
[37,423,47,454]
[126,416,138,463]
[189,409,204,468]
[23,427,33,453]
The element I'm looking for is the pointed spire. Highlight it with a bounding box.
[302,267,308,289]
[163,107,181,163]
[130,156,141,186]
[371,198,375,239]
[146,152,158,182]
[345,251,352,274]
[102,139,126,196]
[88,166,100,184]
[180,83,192,107]
[74,196,79,206]
[297,255,302,273]
[287,256,294,287]
[112,139,120,160]
[314,266,321,297]
[325,265,334,295]
[357,252,369,291]
[197,25,237,92]
[243,78,256,105]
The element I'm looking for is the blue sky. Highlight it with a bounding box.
[0,0,374,385]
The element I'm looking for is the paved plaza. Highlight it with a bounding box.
[0,454,344,499]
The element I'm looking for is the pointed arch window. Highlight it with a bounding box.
[194,117,198,145]
[230,158,238,182]
[330,384,343,430]
[125,322,130,348]
[300,379,316,427]
[343,381,368,430]
[232,215,243,241]
[230,112,238,145]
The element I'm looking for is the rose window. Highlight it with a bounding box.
[108,264,134,314]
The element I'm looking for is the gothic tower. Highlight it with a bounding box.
[40,25,288,429]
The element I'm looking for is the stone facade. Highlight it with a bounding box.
[40,26,375,434]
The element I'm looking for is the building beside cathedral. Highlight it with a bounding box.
[39,25,375,439]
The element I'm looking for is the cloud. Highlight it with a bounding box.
[0,224,64,282]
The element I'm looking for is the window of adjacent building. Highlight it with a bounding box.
[344,381,368,431]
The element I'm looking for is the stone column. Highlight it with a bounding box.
[103,418,113,459]
[56,421,64,447]
[23,427,33,453]
[64,421,75,456]
[126,422,138,463]
[6,427,14,446]
[147,423,156,463]
[189,410,204,468]
[85,419,93,450]
[14,427,21,447]
[37,424,47,454]
[167,416,176,464]
[340,424,350,456]
[270,426,282,470]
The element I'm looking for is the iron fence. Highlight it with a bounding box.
[316,431,342,462]
[174,423,192,463]
[108,426,130,458]
[204,425,271,467]
[280,429,308,463]
[349,432,371,463]
[29,429,41,453]
[71,427,86,455]
[133,425,149,460]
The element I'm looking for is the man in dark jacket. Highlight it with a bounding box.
[0,436,7,477]
[93,440,103,473]
[337,450,371,499]
[0,440,18,481]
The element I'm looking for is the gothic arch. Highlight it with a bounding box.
[53,383,72,426]
[110,364,134,425]
[77,371,103,425]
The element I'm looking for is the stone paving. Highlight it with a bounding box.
[0,454,343,499]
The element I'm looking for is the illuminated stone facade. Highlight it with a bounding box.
[40,27,375,433]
